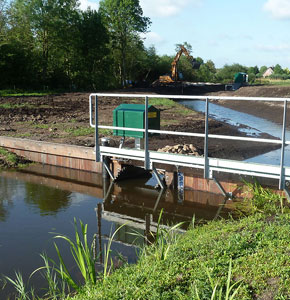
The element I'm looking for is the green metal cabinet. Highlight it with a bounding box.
[234,72,248,84]
[113,104,160,138]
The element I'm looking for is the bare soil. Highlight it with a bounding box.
[0,89,281,161]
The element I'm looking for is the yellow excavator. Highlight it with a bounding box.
[159,45,200,83]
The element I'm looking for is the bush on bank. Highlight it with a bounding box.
[70,213,290,300]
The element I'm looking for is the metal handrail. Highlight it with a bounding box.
[89,93,289,190]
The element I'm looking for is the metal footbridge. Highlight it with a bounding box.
[89,93,290,195]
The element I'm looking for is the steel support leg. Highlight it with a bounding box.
[284,182,290,202]
[152,167,165,190]
[103,160,115,181]
[212,177,233,200]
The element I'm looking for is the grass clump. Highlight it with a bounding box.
[236,181,288,215]
[0,147,30,168]
[65,127,95,137]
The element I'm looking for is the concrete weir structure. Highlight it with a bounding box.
[0,135,288,200]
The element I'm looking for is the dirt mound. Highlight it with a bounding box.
[209,85,290,98]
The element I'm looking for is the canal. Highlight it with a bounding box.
[0,164,232,298]
[178,99,290,165]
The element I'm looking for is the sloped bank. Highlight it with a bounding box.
[69,213,290,300]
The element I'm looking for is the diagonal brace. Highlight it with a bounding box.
[103,160,115,181]
[212,177,233,200]
[152,167,165,190]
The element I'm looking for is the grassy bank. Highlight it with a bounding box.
[69,213,290,300]
[0,147,30,168]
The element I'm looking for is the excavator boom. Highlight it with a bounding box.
[159,45,200,83]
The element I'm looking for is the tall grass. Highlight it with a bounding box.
[4,272,32,300]
[237,180,287,215]
[194,260,241,300]
[132,209,187,262]
[4,218,129,299]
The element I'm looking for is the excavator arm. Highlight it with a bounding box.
[158,45,200,83]
[171,45,200,81]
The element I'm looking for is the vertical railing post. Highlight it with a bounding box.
[95,95,100,162]
[204,98,209,179]
[279,99,287,189]
[144,96,150,170]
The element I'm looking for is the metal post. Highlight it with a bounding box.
[279,99,287,189]
[95,96,100,162]
[101,137,110,179]
[144,96,150,170]
[204,98,209,178]
[97,203,103,263]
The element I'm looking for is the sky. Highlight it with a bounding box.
[80,0,290,68]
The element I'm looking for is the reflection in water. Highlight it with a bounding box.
[24,183,72,215]
[0,165,234,299]
[0,177,15,221]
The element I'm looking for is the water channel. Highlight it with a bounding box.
[178,100,290,165]
[0,165,232,298]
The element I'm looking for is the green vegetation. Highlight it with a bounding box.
[257,78,290,86]
[149,98,178,108]
[70,214,290,300]
[32,123,50,129]
[0,147,18,165]
[65,127,95,137]
[0,90,53,97]
[0,103,35,109]
[99,128,113,136]
[4,182,290,299]
[0,147,29,168]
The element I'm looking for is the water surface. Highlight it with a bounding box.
[0,165,233,298]
[179,100,290,165]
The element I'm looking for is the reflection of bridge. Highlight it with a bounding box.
[1,164,233,223]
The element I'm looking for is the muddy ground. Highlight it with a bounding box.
[0,86,284,161]
[206,85,290,128]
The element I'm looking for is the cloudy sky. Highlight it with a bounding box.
[80,0,290,68]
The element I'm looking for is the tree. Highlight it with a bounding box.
[248,65,259,75]
[72,9,110,89]
[0,0,8,41]
[274,64,283,74]
[216,63,248,83]
[197,60,217,82]
[259,65,268,74]
[99,0,151,86]
[175,42,193,54]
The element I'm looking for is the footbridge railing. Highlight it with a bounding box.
[89,93,289,192]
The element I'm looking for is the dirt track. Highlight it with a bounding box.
[0,87,283,161]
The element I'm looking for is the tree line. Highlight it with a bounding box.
[1,0,289,91]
